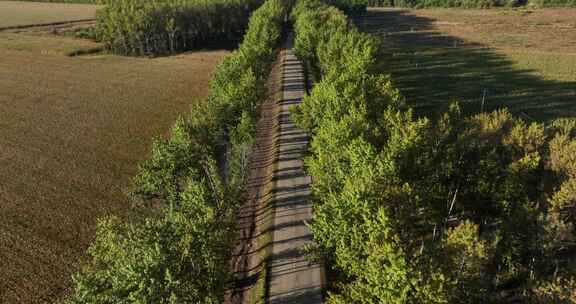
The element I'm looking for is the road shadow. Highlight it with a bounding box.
[355,9,576,121]
[268,286,323,304]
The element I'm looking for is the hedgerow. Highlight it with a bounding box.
[292,0,576,302]
[66,0,288,302]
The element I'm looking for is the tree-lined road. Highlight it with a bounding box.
[267,34,324,304]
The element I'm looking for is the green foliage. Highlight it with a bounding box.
[293,0,576,302]
[327,0,368,12]
[96,0,263,56]
[131,0,288,204]
[442,221,491,301]
[67,0,287,302]
[67,174,232,304]
[131,118,213,203]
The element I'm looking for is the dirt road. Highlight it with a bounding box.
[266,34,323,304]
[225,34,323,304]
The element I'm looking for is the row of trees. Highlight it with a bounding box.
[65,0,288,302]
[292,0,576,302]
[95,0,264,56]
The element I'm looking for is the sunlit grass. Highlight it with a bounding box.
[359,8,576,121]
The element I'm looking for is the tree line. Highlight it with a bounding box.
[94,0,264,56]
[13,0,268,55]
[292,0,576,302]
[65,0,289,302]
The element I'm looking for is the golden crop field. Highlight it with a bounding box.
[0,1,100,28]
[360,8,576,120]
[0,28,228,303]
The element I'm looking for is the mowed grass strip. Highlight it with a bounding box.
[0,1,100,28]
[0,33,228,303]
[358,8,576,121]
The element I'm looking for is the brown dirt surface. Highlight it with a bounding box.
[0,31,228,303]
[0,1,100,28]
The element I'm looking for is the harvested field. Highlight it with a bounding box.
[359,8,576,120]
[0,1,100,28]
[0,31,228,303]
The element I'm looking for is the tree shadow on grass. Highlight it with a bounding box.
[355,9,576,121]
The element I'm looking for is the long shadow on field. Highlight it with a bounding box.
[355,9,576,121]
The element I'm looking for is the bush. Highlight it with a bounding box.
[67,170,232,304]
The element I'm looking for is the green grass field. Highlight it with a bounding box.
[0,1,100,28]
[358,8,576,121]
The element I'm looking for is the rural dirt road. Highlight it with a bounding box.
[225,34,323,304]
[267,34,323,304]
